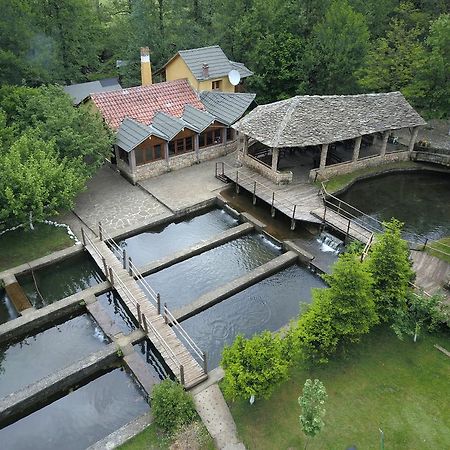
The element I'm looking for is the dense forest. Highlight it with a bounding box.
[1,0,448,118]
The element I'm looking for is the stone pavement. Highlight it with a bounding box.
[138,153,239,213]
[71,165,172,235]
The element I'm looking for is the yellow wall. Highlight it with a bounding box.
[165,54,236,92]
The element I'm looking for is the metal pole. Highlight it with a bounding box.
[98,222,103,241]
[164,302,168,324]
[108,267,114,286]
[81,227,86,246]
[157,293,161,315]
[253,181,257,205]
[128,257,133,277]
[180,365,185,386]
[202,352,208,374]
[142,313,148,333]
[137,303,142,327]
[122,248,127,270]
[102,257,108,276]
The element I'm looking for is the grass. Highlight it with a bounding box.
[228,326,450,450]
[319,161,420,193]
[0,223,74,272]
[425,236,450,264]
[118,422,215,450]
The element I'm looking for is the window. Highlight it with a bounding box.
[212,80,222,91]
[118,147,130,165]
[226,128,234,141]
[199,128,223,147]
[168,135,195,156]
[168,141,175,156]
[135,142,165,165]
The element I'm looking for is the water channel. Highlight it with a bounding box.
[0,289,19,325]
[0,368,149,450]
[338,171,450,241]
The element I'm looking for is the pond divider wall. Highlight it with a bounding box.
[173,251,299,322]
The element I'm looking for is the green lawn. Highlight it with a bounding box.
[0,223,74,272]
[229,326,450,450]
[319,161,420,194]
[425,237,450,264]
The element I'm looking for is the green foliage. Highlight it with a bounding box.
[367,218,414,322]
[298,378,327,446]
[392,292,448,342]
[221,331,290,401]
[151,379,197,435]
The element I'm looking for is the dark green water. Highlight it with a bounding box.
[181,264,326,369]
[0,368,149,450]
[96,291,137,335]
[338,171,450,241]
[0,314,108,398]
[118,208,238,266]
[144,233,281,310]
[0,289,19,325]
[19,253,104,308]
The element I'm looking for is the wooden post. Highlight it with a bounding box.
[102,257,108,276]
[98,222,103,241]
[128,257,133,277]
[346,219,351,242]
[164,302,168,324]
[137,303,142,327]
[235,171,240,193]
[337,200,342,215]
[291,205,296,231]
[81,227,86,246]
[271,192,276,217]
[122,248,127,270]
[221,162,225,176]
[142,313,148,333]
[202,352,208,374]
[157,293,161,315]
[108,267,114,286]
[180,365,185,386]
[253,181,257,205]
[323,203,327,222]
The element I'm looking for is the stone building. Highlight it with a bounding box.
[234,92,426,184]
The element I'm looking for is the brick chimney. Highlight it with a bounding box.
[140,47,152,86]
[202,63,209,79]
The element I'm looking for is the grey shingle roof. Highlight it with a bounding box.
[116,118,154,152]
[176,45,252,81]
[234,92,427,148]
[151,111,195,141]
[200,91,256,126]
[182,105,215,133]
[63,78,122,105]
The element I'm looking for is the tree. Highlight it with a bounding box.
[0,133,85,229]
[221,331,290,402]
[299,379,327,450]
[392,291,448,342]
[367,219,414,322]
[306,0,370,94]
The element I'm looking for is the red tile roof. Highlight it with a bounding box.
[90,79,205,129]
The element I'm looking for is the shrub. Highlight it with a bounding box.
[151,379,197,435]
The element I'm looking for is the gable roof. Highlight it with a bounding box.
[165,45,253,81]
[200,91,256,126]
[234,92,426,148]
[91,79,204,129]
[182,104,215,133]
[63,78,122,105]
[116,118,154,152]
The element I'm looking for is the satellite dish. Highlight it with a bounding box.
[228,69,241,86]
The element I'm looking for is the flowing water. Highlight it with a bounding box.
[0,368,149,450]
[316,231,344,254]
[181,264,326,369]
[117,208,238,266]
[144,233,281,310]
[0,314,108,398]
[338,171,450,241]
[0,289,19,325]
[96,290,137,335]
[19,253,104,308]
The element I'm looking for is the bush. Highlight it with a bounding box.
[151,379,197,435]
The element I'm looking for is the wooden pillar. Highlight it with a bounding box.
[352,136,362,162]
[380,131,389,157]
[408,126,419,153]
[271,147,279,172]
[194,134,200,162]
[319,143,329,170]
[129,149,137,174]
[222,128,227,145]
[163,141,169,168]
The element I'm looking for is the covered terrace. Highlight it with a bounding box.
[234,92,426,184]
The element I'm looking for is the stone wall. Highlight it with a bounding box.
[309,151,411,181]
[411,150,450,167]
[238,152,293,184]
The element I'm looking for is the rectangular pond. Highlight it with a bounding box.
[143,233,281,310]
[0,314,108,399]
[181,264,326,369]
[0,289,19,325]
[19,253,104,308]
[0,368,149,450]
[117,208,238,266]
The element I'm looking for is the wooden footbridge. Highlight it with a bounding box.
[81,226,207,389]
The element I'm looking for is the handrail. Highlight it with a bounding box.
[84,232,104,262]
[128,259,159,305]
[98,222,124,261]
